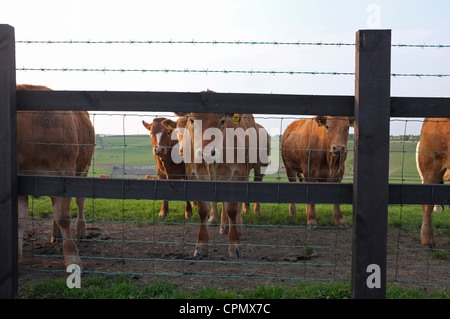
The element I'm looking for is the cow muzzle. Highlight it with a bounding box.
[154,147,167,157]
[330,145,347,155]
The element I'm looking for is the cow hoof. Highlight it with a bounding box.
[194,247,208,259]
[424,243,435,252]
[158,212,168,218]
[228,246,242,258]
[64,257,83,271]
[208,218,218,225]
[76,230,87,240]
[337,223,347,229]
[307,224,317,230]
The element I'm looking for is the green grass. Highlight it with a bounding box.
[17,275,448,299]
[28,196,450,233]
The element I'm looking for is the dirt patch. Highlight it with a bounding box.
[18,217,449,295]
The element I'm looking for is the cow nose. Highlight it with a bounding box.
[331,145,346,154]
[154,147,166,156]
[201,147,218,163]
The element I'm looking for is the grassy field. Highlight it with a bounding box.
[91,135,423,182]
[18,275,449,299]
[91,135,155,177]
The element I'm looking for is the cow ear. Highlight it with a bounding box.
[161,119,177,131]
[142,120,152,131]
[349,117,355,127]
[224,113,241,124]
[176,117,188,129]
[315,116,327,126]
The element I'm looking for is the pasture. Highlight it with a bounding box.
[91,135,423,183]
[17,134,449,298]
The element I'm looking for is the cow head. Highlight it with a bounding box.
[174,117,188,156]
[142,118,177,157]
[315,116,354,156]
[174,112,234,163]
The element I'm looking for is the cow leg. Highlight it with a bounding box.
[286,168,298,216]
[51,198,62,243]
[194,201,210,258]
[421,204,435,248]
[208,202,219,224]
[18,196,29,260]
[252,168,263,214]
[75,197,87,239]
[306,204,317,229]
[219,203,229,234]
[184,201,193,219]
[52,197,82,268]
[289,203,297,216]
[333,204,346,228]
[419,167,444,248]
[158,200,169,218]
[224,202,242,258]
[51,219,61,243]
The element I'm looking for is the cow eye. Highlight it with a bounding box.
[189,118,194,124]
[220,119,226,126]
[325,125,329,129]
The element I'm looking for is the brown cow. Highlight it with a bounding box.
[142,117,192,219]
[416,118,450,248]
[281,116,353,228]
[174,116,220,226]
[175,107,266,258]
[17,84,95,268]
[175,109,269,230]
[244,122,270,214]
[416,143,450,213]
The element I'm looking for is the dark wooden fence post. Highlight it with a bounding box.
[0,24,18,299]
[352,29,391,299]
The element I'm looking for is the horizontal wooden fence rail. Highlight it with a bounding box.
[17,90,450,117]
[17,90,355,115]
[17,176,450,206]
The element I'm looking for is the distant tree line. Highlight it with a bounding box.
[389,135,420,141]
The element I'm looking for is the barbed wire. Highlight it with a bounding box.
[16,67,450,78]
[15,40,354,46]
[16,67,354,76]
[15,39,450,48]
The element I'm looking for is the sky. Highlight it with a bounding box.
[2,0,449,135]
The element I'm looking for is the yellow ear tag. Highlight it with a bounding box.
[167,124,175,131]
[232,113,240,124]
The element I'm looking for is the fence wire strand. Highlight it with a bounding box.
[15,67,450,78]
[15,39,450,49]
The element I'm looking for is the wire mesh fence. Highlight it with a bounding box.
[18,112,449,292]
